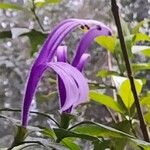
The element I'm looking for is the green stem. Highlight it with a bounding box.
[0,108,60,127]
[111,0,149,142]
[31,0,45,32]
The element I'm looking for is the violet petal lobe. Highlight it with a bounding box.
[72,26,112,67]
[54,62,89,107]
[76,53,90,72]
[22,64,47,127]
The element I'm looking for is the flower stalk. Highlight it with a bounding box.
[111,0,149,142]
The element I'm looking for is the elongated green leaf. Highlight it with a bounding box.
[89,91,123,113]
[0,3,23,10]
[95,36,117,53]
[62,138,81,150]
[96,69,118,78]
[119,79,143,109]
[144,112,150,125]
[35,0,61,7]
[132,63,150,72]
[132,21,145,34]
[72,123,150,149]
[72,123,133,139]
[141,96,150,106]
[133,33,150,44]
[132,45,150,57]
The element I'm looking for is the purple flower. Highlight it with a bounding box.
[21,19,112,127]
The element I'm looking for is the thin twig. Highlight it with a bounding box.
[0,108,60,127]
[31,0,45,32]
[111,0,149,142]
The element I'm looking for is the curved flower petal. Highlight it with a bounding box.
[47,62,79,111]
[72,27,112,67]
[54,62,89,106]
[56,46,68,108]
[76,53,90,72]
[56,46,67,62]
[22,64,47,127]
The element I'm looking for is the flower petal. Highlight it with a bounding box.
[72,27,112,67]
[54,62,89,107]
[56,46,67,62]
[76,53,90,72]
[21,64,47,127]
[48,62,80,111]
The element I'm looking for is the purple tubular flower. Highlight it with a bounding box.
[72,26,112,67]
[21,19,112,127]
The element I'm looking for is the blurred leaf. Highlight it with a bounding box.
[21,30,48,56]
[120,18,130,36]
[144,112,150,125]
[141,96,150,106]
[132,63,150,73]
[133,33,150,44]
[132,21,145,34]
[41,127,56,140]
[54,128,98,142]
[72,123,133,139]
[119,79,143,109]
[0,3,23,10]
[95,36,117,53]
[96,69,118,78]
[89,91,123,113]
[132,45,150,57]
[35,0,61,7]
[0,31,12,39]
[62,138,81,150]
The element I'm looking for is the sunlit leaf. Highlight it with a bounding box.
[132,63,150,73]
[89,91,124,113]
[35,0,61,7]
[144,112,150,125]
[95,36,117,53]
[0,3,23,10]
[141,96,150,106]
[62,138,81,150]
[119,79,143,109]
[96,69,118,78]
[133,33,150,44]
[132,20,145,34]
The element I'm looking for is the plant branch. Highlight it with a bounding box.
[31,0,45,32]
[0,108,60,127]
[111,0,149,142]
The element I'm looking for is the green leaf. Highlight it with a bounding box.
[62,138,81,150]
[0,3,23,10]
[89,91,124,113]
[132,63,150,72]
[54,128,98,142]
[95,36,117,53]
[132,20,145,34]
[144,112,150,125]
[120,18,130,36]
[133,33,150,44]
[141,96,150,106]
[0,31,12,39]
[119,79,143,109]
[35,0,61,7]
[96,69,118,78]
[72,123,133,139]
[21,30,48,56]
[41,127,56,140]
[132,45,150,57]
